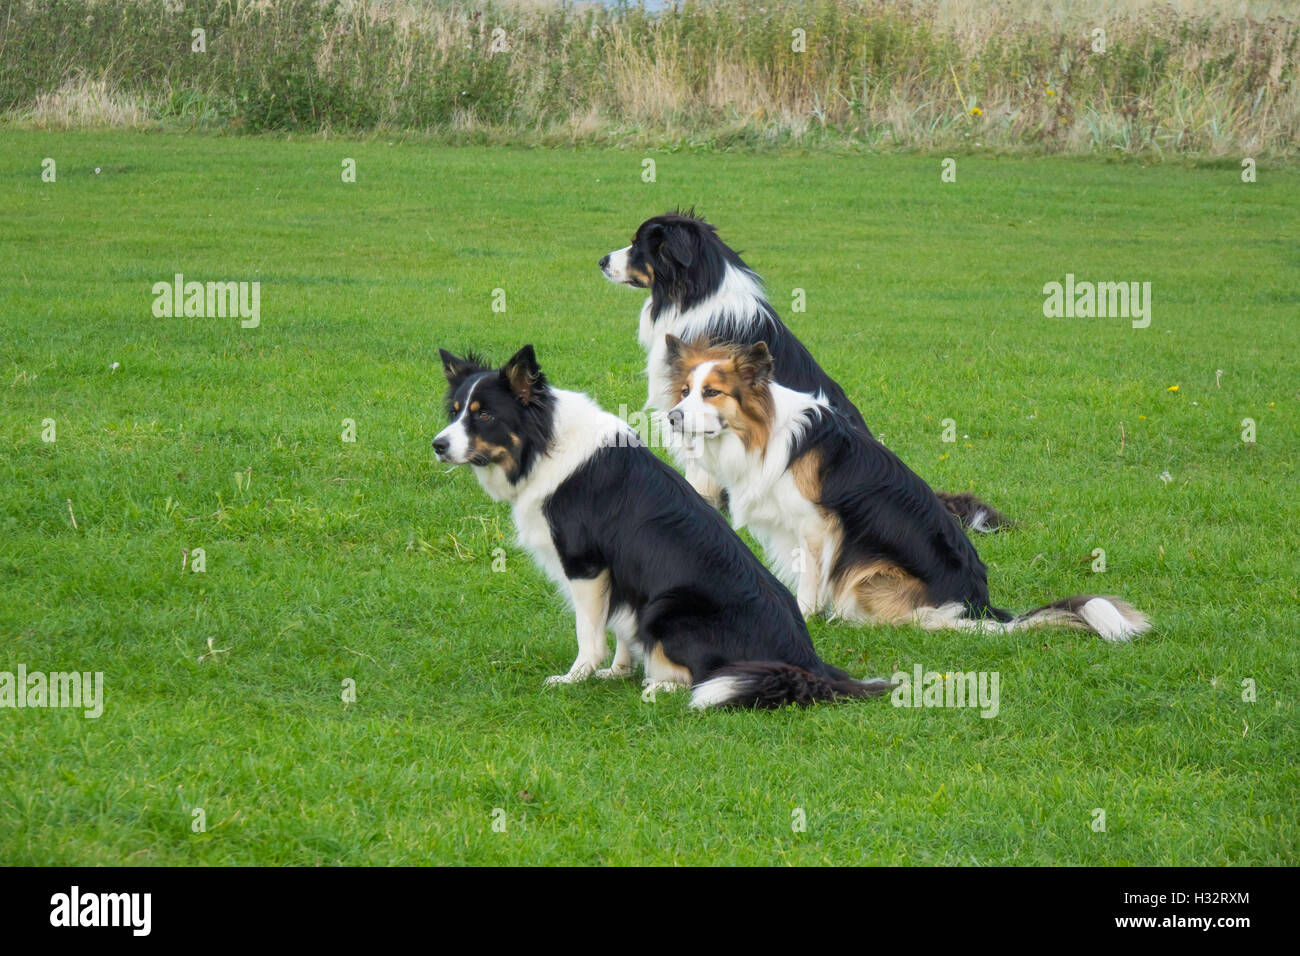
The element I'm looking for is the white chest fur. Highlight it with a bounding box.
[474,389,633,595]
[638,264,768,414]
[696,386,827,590]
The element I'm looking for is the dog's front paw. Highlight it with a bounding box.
[594,664,634,680]
[545,662,596,686]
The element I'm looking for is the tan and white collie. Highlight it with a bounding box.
[663,335,1150,641]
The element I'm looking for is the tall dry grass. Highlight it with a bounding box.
[1,0,1295,156]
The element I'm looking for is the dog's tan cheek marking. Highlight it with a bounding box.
[711,363,772,454]
[471,435,515,471]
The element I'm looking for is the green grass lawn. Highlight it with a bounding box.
[1,132,1296,865]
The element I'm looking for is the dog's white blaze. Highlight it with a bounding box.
[435,420,470,462]
[434,374,491,464]
[601,245,632,283]
[688,675,743,709]
[669,360,726,438]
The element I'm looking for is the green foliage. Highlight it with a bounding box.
[1,0,1296,156]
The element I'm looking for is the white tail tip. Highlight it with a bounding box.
[1080,598,1149,642]
[689,675,743,710]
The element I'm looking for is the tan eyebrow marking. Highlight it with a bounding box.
[453,401,461,412]
[703,371,733,399]
[470,401,480,412]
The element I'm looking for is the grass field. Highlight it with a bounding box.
[1,131,1297,865]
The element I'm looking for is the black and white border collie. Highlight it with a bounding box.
[664,337,1151,641]
[431,344,893,708]
[599,210,1009,533]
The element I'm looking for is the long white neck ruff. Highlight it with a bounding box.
[694,382,823,526]
[640,263,770,412]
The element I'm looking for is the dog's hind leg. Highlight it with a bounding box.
[641,642,692,697]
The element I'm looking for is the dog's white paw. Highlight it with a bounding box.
[545,663,595,685]
[594,664,634,680]
[640,679,685,693]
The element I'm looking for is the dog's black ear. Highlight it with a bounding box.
[441,349,482,387]
[500,345,544,406]
[735,341,773,386]
[664,334,686,368]
[659,221,695,269]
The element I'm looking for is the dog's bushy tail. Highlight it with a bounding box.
[1007,595,1150,642]
[936,491,1013,534]
[923,596,1150,642]
[689,662,894,710]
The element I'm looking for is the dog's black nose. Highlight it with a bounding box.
[433,436,449,456]
[598,254,610,270]
[667,409,684,430]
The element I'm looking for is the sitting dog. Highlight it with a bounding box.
[664,336,1150,640]
[432,344,894,707]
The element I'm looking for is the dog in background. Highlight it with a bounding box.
[599,209,1010,533]
[432,344,895,708]
[664,336,1150,641]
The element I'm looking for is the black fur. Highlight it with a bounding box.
[791,404,1013,622]
[703,662,894,709]
[544,443,843,677]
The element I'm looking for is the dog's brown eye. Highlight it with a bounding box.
[702,386,720,398]
[478,411,492,421]
[680,385,690,397]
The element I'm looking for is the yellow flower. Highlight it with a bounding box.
[970,106,982,116]
[1138,415,1147,420]
[1046,88,1056,96]
[1167,385,1180,392]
